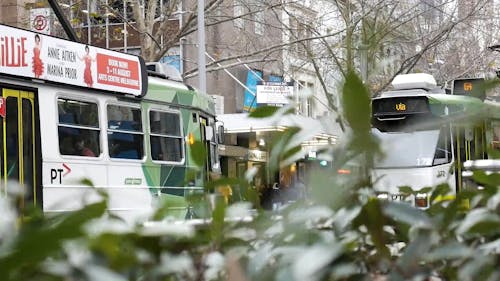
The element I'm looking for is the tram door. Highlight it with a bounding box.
[1,88,36,211]
[199,116,211,180]
[454,123,486,192]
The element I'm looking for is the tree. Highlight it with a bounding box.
[281,0,498,96]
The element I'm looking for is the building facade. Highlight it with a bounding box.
[0,0,30,27]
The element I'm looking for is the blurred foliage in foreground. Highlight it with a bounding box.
[1,72,500,281]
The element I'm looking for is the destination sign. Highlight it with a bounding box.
[452,78,485,100]
[372,96,430,116]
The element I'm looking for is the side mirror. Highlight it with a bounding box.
[217,125,225,144]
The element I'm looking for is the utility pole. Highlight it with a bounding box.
[197,0,207,94]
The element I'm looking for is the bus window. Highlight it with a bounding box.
[149,110,184,162]
[107,104,143,160]
[57,98,100,157]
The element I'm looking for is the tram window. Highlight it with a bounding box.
[107,104,144,160]
[149,110,184,162]
[208,125,219,171]
[433,127,451,165]
[491,121,500,150]
[57,98,100,157]
[58,98,98,127]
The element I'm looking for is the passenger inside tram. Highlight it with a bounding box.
[75,138,95,157]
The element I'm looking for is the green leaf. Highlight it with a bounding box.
[486,147,500,159]
[424,242,474,261]
[205,177,240,192]
[0,201,106,276]
[430,183,451,202]
[354,199,390,259]
[309,170,352,210]
[268,128,300,173]
[280,145,303,164]
[80,178,94,186]
[190,141,207,167]
[458,256,494,281]
[90,233,137,269]
[382,201,432,228]
[342,71,371,135]
[210,194,226,247]
[472,170,500,189]
[417,187,433,194]
[457,208,500,236]
[398,186,414,195]
[249,106,279,118]
[394,229,434,276]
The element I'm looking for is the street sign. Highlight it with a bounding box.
[256,81,294,105]
[30,8,52,35]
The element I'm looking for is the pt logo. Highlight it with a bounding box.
[50,163,71,184]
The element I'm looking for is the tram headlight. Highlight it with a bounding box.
[187,133,195,145]
[377,193,389,200]
[415,193,429,208]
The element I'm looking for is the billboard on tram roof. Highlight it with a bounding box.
[0,23,147,97]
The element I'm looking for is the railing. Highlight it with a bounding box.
[461,159,500,190]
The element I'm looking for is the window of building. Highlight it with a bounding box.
[296,81,314,116]
[290,17,312,55]
[107,104,144,160]
[306,82,314,117]
[254,11,264,35]
[149,110,184,162]
[234,2,244,29]
[57,98,100,157]
[107,0,170,23]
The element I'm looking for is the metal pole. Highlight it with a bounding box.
[105,0,109,49]
[197,0,207,94]
[206,52,255,95]
[238,59,264,82]
[47,0,79,42]
[123,1,127,52]
[179,1,184,74]
[87,0,91,45]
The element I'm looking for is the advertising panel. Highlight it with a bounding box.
[0,24,147,96]
[256,81,294,105]
[243,69,262,112]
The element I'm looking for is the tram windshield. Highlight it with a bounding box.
[373,128,451,168]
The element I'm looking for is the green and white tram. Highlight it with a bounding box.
[371,73,499,208]
[0,24,221,223]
